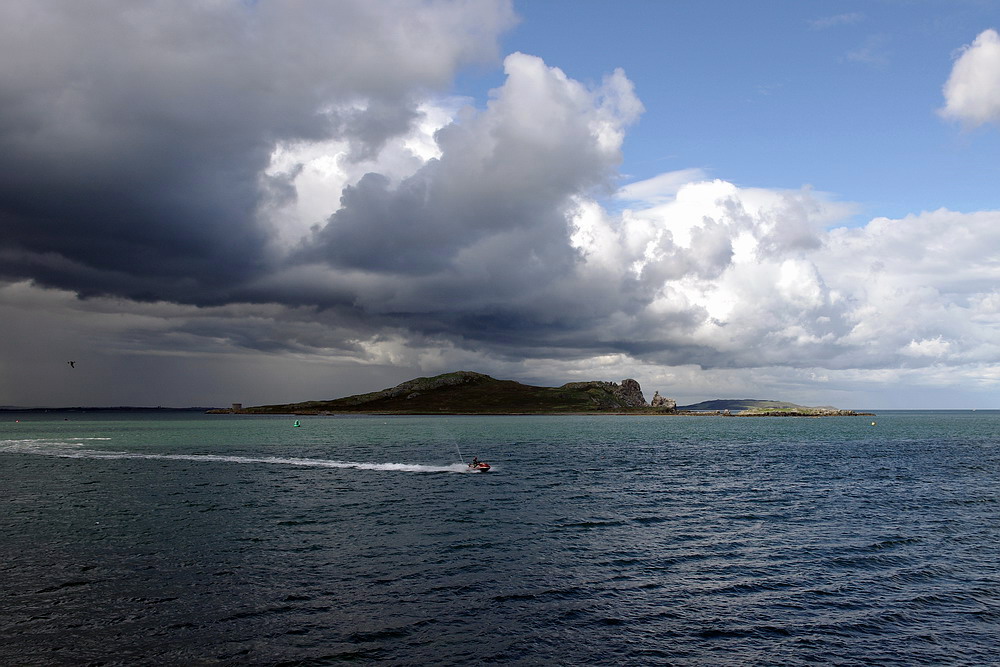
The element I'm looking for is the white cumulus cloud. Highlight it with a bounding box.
[940,28,1000,127]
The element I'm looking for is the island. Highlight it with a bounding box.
[209,371,873,417]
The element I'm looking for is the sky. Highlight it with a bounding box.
[1,0,999,410]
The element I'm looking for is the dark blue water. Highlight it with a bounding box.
[2,412,999,665]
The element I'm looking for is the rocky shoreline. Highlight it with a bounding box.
[736,408,875,417]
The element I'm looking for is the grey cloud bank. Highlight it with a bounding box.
[0,0,513,303]
[1,2,999,409]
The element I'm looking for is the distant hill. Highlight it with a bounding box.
[219,371,655,415]
[677,399,872,416]
[677,399,827,412]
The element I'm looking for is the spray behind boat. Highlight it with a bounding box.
[454,441,491,472]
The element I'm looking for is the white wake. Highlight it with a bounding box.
[0,439,473,473]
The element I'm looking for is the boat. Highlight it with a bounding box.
[468,461,491,472]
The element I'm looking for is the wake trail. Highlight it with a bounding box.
[0,439,472,473]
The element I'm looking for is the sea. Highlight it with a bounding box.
[1,410,998,665]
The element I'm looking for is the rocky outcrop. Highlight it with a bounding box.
[560,378,647,408]
[616,379,647,407]
[650,392,676,411]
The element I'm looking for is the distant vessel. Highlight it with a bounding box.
[293,420,300,427]
[468,461,491,472]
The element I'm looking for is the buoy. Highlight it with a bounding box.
[871,421,877,426]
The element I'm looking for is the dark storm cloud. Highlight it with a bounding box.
[0,0,514,302]
[0,1,686,369]
[283,54,647,349]
[303,54,634,277]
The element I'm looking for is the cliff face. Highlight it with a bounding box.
[559,379,647,408]
[618,379,647,407]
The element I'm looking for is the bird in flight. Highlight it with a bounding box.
[67,361,76,368]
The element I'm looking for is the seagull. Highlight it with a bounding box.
[67,361,76,368]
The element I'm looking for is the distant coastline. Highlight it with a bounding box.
[209,409,874,417]
[207,371,875,417]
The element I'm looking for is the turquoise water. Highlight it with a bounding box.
[2,411,999,664]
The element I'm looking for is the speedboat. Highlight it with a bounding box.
[468,462,491,472]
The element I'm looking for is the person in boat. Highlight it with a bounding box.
[471,457,480,467]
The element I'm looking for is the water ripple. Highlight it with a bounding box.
[2,412,999,664]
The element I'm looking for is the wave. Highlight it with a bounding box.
[0,439,472,473]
